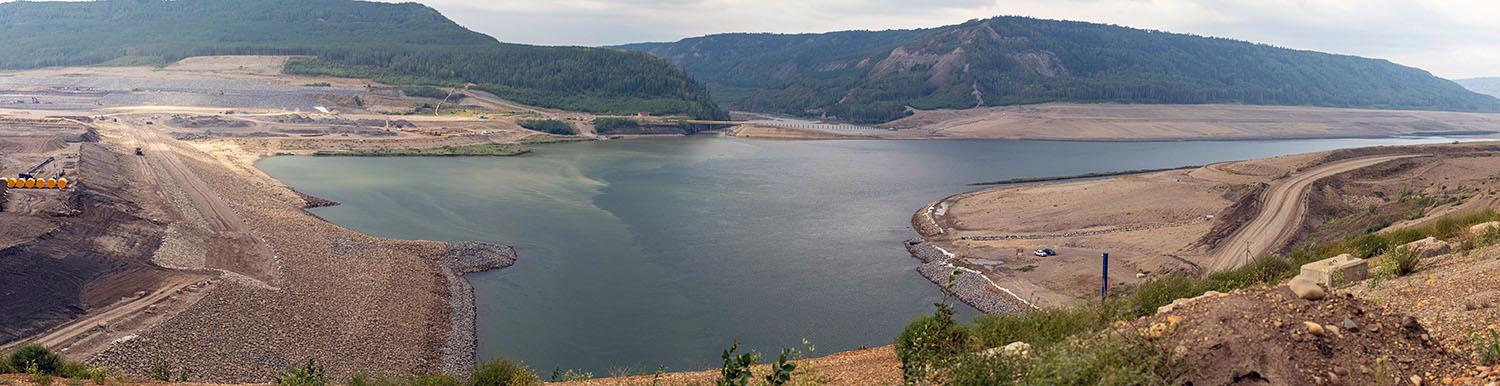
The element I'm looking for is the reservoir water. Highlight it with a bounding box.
[257,135,1467,374]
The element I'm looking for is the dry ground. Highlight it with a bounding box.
[887,103,1500,141]
[920,142,1500,308]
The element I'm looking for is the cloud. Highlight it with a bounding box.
[402,0,1500,79]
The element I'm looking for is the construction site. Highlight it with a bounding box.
[0,56,563,381]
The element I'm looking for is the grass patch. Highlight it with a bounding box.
[1375,246,1422,278]
[313,144,529,157]
[1472,328,1500,366]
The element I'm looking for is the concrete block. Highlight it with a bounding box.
[1298,253,1368,287]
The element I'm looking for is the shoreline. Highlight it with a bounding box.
[904,239,1034,315]
[969,165,1202,186]
[435,241,519,377]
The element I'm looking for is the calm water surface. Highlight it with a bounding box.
[257,135,1464,374]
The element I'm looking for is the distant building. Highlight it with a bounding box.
[636,112,650,119]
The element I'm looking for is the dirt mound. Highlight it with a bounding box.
[1141,286,1467,385]
[167,115,252,129]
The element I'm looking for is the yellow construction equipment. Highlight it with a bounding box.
[57,178,68,189]
[44,178,57,189]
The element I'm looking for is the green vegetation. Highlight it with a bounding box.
[469,358,540,386]
[345,358,538,386]
[621,16,1500,123]
[1472,329,1500,366]
[398,86,450,100]
[1,345,101,382]
[895,209,1500,383]
[521,136,591,145]
[1375,246,1422,278]
[274,359,327,386]
[0,0,725,118]
[592,117,641,132]
[7,345,60,376]
[518,119,576,135]
[149,362,171,382]
[312,144,530,157]
[715,341,757,386]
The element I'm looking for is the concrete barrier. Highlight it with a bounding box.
[1297,253,1368,287]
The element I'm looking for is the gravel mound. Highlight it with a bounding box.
[906,241,1026,315]
[436,241,518,377]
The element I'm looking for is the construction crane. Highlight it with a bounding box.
[18,157,54,179]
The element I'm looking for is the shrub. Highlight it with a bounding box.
[405,375,462,386]
[149,362,171,382]
[8,345,61,376]
[83,368,106,384]
[54,360,87,379]
[896,303,973,383]
[546,368,592,382]
[946,352,1025,386]
[1477,226,1500,249]
[469,358,539,386]
[0,353,12,374]
[517,119,575,135]
[1376,246,1422,278]
[1472,329,1500,366]
[274,359,327,386]
[1023,332,1178,385]
[763,348,797,386]
[715,341,757,386]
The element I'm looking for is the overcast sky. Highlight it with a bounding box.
[402,0,1500,79]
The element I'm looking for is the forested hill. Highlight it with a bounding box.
[617,17,1499,123]
[0,0,725,119]
[1456,78,1500,98]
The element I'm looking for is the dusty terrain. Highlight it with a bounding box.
[0,57,579,382]
[916,142,1500,309]
[888,103,1500,141]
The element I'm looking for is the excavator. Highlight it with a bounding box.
[17,156,54,179]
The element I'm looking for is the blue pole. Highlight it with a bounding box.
[1101,253,1109,304]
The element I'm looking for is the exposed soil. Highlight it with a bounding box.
[0,143,200,346]
[1141,286,1470,385]
[889,102,1500,141]
[918,142,1500,311]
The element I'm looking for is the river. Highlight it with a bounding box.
[257,134,1470,375]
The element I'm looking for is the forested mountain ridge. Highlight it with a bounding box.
[0,0,725,119]
[1456,77,1500,98]
[618,16,1499,123]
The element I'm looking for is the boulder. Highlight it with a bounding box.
[1002,341,1032,358]
[1156,290,1225,314]
[1473,221,1500,236]
[1402,237,1451,258]
[1289,278,1327,300]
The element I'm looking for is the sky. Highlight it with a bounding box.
[401,0,1500,79]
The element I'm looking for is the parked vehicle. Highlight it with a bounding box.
[1034,248,1057,257]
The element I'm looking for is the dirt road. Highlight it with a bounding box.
[116,120,279,284]
[1206,155,1415,271]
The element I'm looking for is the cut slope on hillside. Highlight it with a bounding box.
[0,0,724,118]
[621,16,1500,123]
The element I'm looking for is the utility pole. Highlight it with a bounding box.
[1101,252,1110,304]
